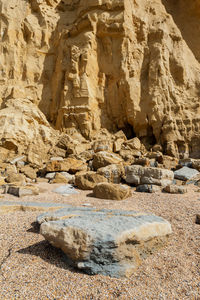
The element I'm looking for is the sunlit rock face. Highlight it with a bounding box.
[1,0,200,158]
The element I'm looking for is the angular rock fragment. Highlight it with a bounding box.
[93,182,131,200]
[164,185,187,194]
[136,184,161,193]
[174,167,199,181]
[46,158,87,173]
[7,185,39,197]
[97,164,125,183]
[125,165,174,187]
[38,207,172,278]
[75,171,107,190]
[92,151,123,170]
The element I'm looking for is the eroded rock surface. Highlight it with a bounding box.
[38,207,172,278]
[0,0,200,158]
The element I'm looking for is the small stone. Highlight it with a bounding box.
[52,184,79,196]
[93,182,132,200]
[10,155,26,165]
[7,185,39,197]
[45,172,56,180]
[164,185,187,194]
[136,184,161,193]
[195,214,200,224]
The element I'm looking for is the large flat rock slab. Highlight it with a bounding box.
[38,207,172,278]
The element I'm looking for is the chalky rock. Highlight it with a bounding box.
[125,165,174,187]
[52,185,79,196]
[38,207,172,278]
[174,167,199,181]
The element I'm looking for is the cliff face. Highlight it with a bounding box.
[0,0,200,158]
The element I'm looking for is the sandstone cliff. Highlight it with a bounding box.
[0,0,200,158]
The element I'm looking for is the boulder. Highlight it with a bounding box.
[92,151,123,170]
[7,185,39,197]
[51,173,71,184]
[93,140,113,153]
[124,137,141,150]
[46,158,87,173]
[38,207,172,278]
[5,172,26,185]
[125,165,174,187]
[20,165,37,180]
[164,185,187,194]
[157,156,179,170]
[93,182,132,200]
[75,172,107,190]
[192,160,200,171]
[136,184,161,193]
[174,167,199,181]
[97,164,125,184]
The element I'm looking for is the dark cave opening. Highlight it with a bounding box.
[120,123,136,140]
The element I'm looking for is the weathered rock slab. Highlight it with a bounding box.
[125,165,174,187]
[38,207,172,278]
[174,167,199,181]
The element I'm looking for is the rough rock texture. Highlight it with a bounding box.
[38,207,172,278]
[93,182,132,200]
[164,184,187,194]
[174,166,199,181]
[1,0,200,157]
[75,171,107,190]
[125,165,174,186]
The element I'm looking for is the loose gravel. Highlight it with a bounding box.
[0,183,200,299]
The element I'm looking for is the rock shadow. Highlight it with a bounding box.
[17,240,83,274]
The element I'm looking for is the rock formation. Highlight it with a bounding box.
[0,0,200,158]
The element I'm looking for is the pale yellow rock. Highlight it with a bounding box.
[75,171,108,190]
[97,164,125,184]
[0,0,200,158]
[20,165,37,179]
[46,158,87,173]
[93,182,132,201]
[5,172,26,185]
[93,151,123,170]
[51,173,70,184]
